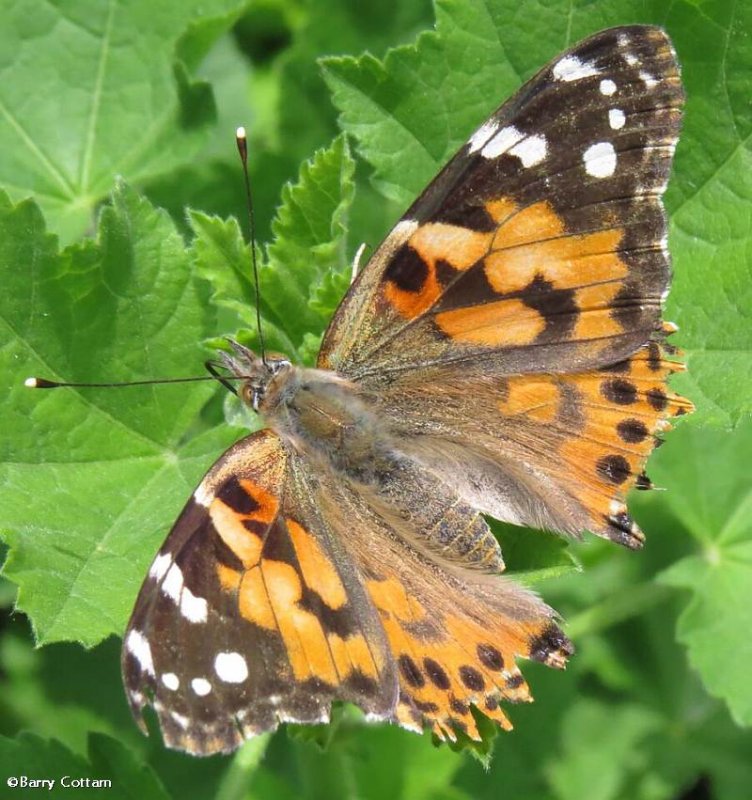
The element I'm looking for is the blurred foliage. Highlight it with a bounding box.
[0,0,750,798]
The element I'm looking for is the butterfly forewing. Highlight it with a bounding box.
[314,24,690,551]
[319,25,683,381]
[122,431,396,755]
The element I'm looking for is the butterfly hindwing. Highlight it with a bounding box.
[320,476,572,741]
[122,431,397,755]
[319,26,683,382]
[375,329,693,547]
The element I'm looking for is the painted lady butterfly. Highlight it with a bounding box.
[122,25,692,755]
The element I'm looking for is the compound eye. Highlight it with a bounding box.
[239,383,254,408]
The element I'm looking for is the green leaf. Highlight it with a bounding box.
[88,733,172,800]
[0,618,121,756]
[215,736,272,800]
[490,521,578,586]
[654,421,752,726]
[0,734,90,798]
[324,0,752,428]
[273,0,434,167]
[546,700,663,800]
[264,133,355,343]
[0,186,239,646]
[0,732,169,800]
[191,134,356,362]
[664,0,752,428]
[0,0,245,244]
[146,0,434,249]
[254,721,469,800]
[144,30,264,242]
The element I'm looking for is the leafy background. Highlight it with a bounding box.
[0,0,750,797]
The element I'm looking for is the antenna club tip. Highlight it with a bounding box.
[236,126,246,140]
[25,377,58,389]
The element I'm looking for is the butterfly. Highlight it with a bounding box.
[121,25,692,755]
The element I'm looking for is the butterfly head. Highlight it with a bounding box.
[219,339,292,413]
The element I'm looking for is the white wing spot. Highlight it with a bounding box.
[509,134,548,167]
[214,651,249,683]
[191,677,212,696]
[351,241,367,283]
[609,109,626,130]
[161,563,208,623]
[617,33,630,47]
[481,125,524,159]
[277,709,330,725]
[583,142,617,178]
[624,52,638,66]
[180,587,208,623]
[468,119,500,154]
[126,630,155,676]
[639,70,658,88]
[170,711,190,730]
[148,552,172,582]
[161,563,184,602]
[161,672,180,691]
[609,499,627,516]
[193,481,213,508]
[599,79,617,96]
[553,55,600,82]
[381,219,419,255]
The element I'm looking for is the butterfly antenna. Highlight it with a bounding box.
[25,362,241,393]
[236,127,267,367]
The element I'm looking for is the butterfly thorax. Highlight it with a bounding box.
[221,340,393,480]
[259,362,396,482]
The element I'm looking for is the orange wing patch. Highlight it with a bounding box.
[487,199,628,344]
[435,298,546,347]
[287,519,348,610]
[213,506,387,687]
[562,336,693,541]
[383,196,630,352]
[498,375,560,423]
[384,223,494,319]
[486,200,625,292]
[209,478,279,569]
[261,557,341,684]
